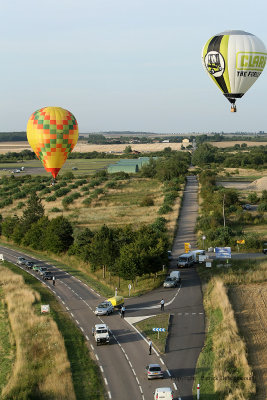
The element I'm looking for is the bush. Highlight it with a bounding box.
[45,195,57,202]
[105,181,117,189]
[140,196,154,207]
[158,204,172,214]
[51,207,62,212]
[82,198,92,206]
[55,188,71,198]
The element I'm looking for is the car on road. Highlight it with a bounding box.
[38,266,48,276]
[145,364,163,379]
[95,301,114,316]
[92,323,110,345]
[170,270,181,283]
[243,204,252,210]
[25,261,35,269]
[43,271,53,280]
[163,276,178,288]
[263,249,267,254]
[17,257,27,265]
[32,265,41,272]
[177,253,194,268]
[153,387,174,399]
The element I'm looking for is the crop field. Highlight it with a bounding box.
[0,172,182,235]
[0,140,183,155]
[210,141,267,148]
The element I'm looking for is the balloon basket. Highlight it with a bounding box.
[231,106,237,113]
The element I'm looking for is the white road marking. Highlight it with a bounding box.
[160,357,164,364]
[129,361,132,368]
[95,354,99,361]
[136,377,140,385]
[166,369,171,377]
[62,300,65,304]
[86,335,89,341]
[80,327,84,332]
[70,313,74,317]
[75,320,79,325]
[66,307,69,310]
[90,344,94,350]
[100,366,104,373]
[173,382,177,390]
[104,378,108,385]
[139,386,143,394]
[108,391,112,399]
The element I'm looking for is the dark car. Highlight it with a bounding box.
[43,271,53,280]
[38,267,48,276]
[25,261,35,269]
[263,249,267,254]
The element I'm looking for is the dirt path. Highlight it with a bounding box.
[229,284,267,400]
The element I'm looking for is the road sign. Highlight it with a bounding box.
[152,328,166,332]
[215,247,231,259]
[41,305,50,313]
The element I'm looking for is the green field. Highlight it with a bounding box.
[0,159,118,177]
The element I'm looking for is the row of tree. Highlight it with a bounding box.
[192,143,267,169]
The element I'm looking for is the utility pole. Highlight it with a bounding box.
[223,194,226,227]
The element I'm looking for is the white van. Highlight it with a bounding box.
[170,270,181,283]
[154,387,174,399]
[177,252,194,268]
[191,250,205,263]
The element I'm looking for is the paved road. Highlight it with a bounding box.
[0,176,204,399]
[0,246,177,400]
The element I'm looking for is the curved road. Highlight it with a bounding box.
[0,176,205,400]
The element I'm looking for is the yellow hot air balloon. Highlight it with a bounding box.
[27,107,79,178]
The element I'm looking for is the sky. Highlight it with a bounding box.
[1,0,267,134]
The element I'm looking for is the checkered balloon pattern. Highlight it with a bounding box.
[27,107,79,178]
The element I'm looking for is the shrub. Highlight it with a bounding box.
[140,196,154,207]
[158,204,172,214]
[51,207,62,212]
[82,198,92,206]
[45,195,57,202]
[105,181,117,189]
[55,187,71,198]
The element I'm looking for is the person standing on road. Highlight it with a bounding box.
[52,276,56,286]
[148,339,152,355]
[121,305,125,318]
[160,298,165,311]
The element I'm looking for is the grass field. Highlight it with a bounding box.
[0,287,15,395]
[2,261,105,400]
[0,263,76,400]
[193,258,267,399]
[134,313,170,354]
[0,158,117,177]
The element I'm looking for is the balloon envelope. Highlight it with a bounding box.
[27,107,79,178]
[202,30,267,107]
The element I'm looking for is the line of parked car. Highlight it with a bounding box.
[17,257,53,280]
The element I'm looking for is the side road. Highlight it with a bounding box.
[166,175,204,400]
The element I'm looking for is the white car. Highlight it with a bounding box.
[154,387,174,399]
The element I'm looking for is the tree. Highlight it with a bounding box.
[123,145,132,154]
[22,192,44,229]
[44,216,74,254]
[87,225,119,277]
[22,216,50,249]
[1,216,19,239]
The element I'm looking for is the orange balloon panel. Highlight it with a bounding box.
[27,107,79,178]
